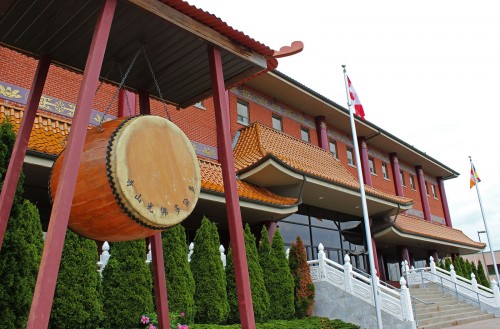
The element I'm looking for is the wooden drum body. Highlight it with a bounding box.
[49,115,201,242]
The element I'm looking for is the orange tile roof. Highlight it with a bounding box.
[0,104,70,155]
[234,123,413,206]
[199,158,297,206]
[391,213,484,249]
[0,104,297,207]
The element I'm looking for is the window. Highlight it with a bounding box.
[382,163,389,179]
[409,175,416,190]
[431,184,438,198]
[237,100,249,125]
[347,148,355,166]
[300,127,310,142]
[400,170,406,186]
[425,182,429,195]
[329,140,338,158]
[368,157,376,174]
[272,115,283,131]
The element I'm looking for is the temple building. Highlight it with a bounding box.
[0,45,483,283]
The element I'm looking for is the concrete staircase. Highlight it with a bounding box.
[410,284,494,329]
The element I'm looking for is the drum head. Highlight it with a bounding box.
[107,115,201,229]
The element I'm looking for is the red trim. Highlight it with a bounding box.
[390,153,404,197]
[149,234,171,329]
[415,166,432,221]
[0,54,51,249]
[438,177,452,227]
[358,137,372,187]
[208,47,256,329]
[27,1,117,327]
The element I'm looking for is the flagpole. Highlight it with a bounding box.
[342,65,383,329]
[469,156,500,284]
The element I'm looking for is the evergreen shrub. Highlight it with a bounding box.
[258,226,294,320]
[191,217,229,324]
[162,224,196,323]
[0,120,44,328]
[289,236,315,318]
[102,239,154,328]
[49,230,103,328]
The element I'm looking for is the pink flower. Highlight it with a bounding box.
[177,325,188,329]
[181,312,185,317]
[141,315,150,324]
[149,324,156,329]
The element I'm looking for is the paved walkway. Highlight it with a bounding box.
[443,317,500,328]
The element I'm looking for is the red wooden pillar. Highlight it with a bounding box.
[358,137,372,186]
[398,245,410,266]
[118,89,137,117]
[315,115,329,151]
[265,221,277,244]
[0,54,51,249]
[139,90,171,329]
[208,47,256,329]
[415,166,431,221]
[27,1,117,327]
[389,153,404,197]
[371,238,380,276]
[438,177,452,227]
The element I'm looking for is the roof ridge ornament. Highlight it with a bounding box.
[272,41,304,59]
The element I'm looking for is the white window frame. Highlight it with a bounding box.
[272,115,283,131]
[237,99,249,125]
[347,148,355,166]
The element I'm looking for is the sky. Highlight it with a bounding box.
[187,0,500,252]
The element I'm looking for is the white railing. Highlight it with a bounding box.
[97,241,227,274]
[404,256,500,311]
[308,243,414,323]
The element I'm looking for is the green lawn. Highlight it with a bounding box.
[189,317,359,329]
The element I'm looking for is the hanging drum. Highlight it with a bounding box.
[49,115,201,242]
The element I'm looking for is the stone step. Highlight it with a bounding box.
[418,313,494,329]
[414,299,463,311]
[417,305,479,320]
[417,309,483,326]
[419,309,488,326]
[411,292,452,300]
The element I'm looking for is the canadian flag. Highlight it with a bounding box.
[347,76,365,120]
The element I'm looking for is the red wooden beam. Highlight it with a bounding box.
[139,90,171,329]
[0,54,51,249]
[208,46,256,329]
[27,0,117,327]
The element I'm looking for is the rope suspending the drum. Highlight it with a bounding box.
[142,47,172,121]
[98,47,142,131]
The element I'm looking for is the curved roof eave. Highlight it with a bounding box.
[238,153,413,209]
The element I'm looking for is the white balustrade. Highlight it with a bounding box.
[188,242,194,262]
[97,241,110,276]
[219,245,226,268]
[146,243,152,265]
[405,256,500,312]
[307,243,415,324]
